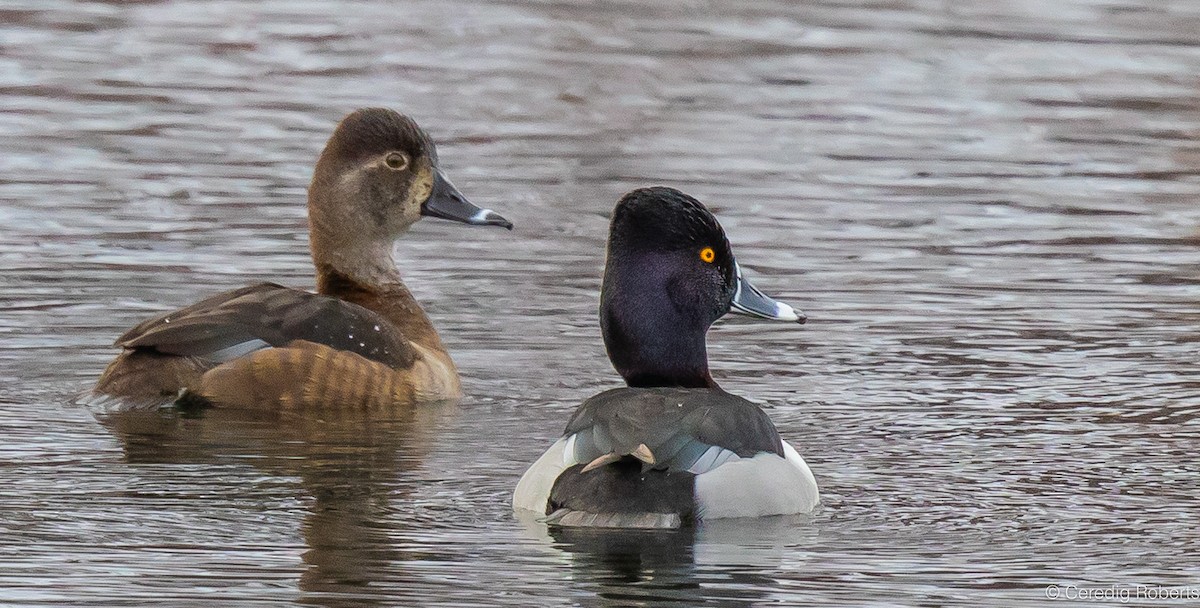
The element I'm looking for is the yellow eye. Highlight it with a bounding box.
[699,246,716,263]
[384,152,409,170]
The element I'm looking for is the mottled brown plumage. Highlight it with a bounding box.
[90,108,510,409]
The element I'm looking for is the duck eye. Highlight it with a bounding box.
[384,152,409,170]
[699,247,716,263]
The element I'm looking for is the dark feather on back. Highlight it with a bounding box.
[117,283,417,369]
[563,387,784,470]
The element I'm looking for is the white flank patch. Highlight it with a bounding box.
[694,440,819,519]
[512,437,576,513]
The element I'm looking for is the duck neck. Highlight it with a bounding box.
[311,231,402,285]
[600,274,717,389]
[311,233,448,357]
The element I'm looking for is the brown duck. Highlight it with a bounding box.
[90,108,512,409]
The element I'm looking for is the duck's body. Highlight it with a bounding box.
[94,279,456,409]
[513,387,818,527]
[514,187,818,527]
[90,108,510,410]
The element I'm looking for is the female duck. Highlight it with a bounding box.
[513,187,818,527]
[90,108,511,409]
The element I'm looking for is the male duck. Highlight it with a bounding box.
[513,187,818,528]
[90,108,512,409]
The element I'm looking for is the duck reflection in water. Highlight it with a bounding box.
[98,402,458,608]
[517,511,818,607]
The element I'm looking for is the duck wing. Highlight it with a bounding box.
[116,282,417,368]
[561,386,784,475]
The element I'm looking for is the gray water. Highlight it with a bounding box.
[3,0,1200,606]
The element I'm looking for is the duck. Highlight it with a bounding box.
[512,186,818,528]
[89,108,512,410]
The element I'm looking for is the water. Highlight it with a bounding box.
[2,0,1200,605]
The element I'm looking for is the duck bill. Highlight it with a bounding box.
[421,170,513,229]
[730,263,806,324]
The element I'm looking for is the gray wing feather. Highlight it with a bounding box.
[116,283,417,368]
[563,387,784,475]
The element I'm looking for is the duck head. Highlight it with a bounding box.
[307,108,511,282]
[600,187,804,389]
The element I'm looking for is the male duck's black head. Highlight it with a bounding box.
[600,187,804,389]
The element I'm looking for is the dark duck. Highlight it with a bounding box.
[90,108,512,409]
[513,187,817,528]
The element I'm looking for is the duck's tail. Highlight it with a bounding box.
[545,459,696,529]
[88,349,208,410]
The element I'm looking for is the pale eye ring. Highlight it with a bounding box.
[384,152,409,170]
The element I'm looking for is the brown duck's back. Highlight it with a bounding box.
[92,280,461,409]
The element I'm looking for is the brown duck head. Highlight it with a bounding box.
[307,108,511,284]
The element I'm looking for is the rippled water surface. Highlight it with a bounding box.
[3,0,1200,606]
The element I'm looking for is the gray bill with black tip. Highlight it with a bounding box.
[421,169,513,229]
[730,263,805,323]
